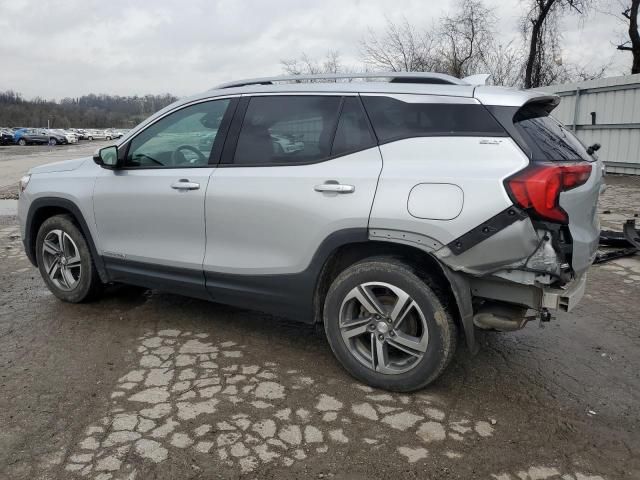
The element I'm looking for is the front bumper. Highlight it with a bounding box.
[541,274,587,313]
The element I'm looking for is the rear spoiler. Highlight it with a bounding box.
[462,74,491,86]
[474,86,560,109]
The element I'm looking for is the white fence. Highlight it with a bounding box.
[537,73,640,175]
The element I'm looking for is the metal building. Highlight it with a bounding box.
[537,73,640,175]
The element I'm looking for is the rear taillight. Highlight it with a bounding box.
[505,163,592,223]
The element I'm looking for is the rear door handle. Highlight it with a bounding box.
[171,179,200,190]
[314,182,355,194]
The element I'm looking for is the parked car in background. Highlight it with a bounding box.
[69,128,88,140]
[45,129,69,145]
[0,128,14,145]
[105,129,123,140]
[13,128,67,146]
[85,130,108,141]
[49,129,78,144]
[14,128,49,146]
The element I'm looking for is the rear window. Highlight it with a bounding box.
[361,96,506,143]
[513,105,591,162]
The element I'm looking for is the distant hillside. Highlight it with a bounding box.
[0,91,178,129]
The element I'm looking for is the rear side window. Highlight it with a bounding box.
[331,97,376,156]
[233,96,341,165]
[513,105,591,162]
[361,96,506,143]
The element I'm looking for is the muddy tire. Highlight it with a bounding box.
[35,215,102,303]
[323,257,457,392]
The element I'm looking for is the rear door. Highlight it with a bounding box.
[203,94,382,318]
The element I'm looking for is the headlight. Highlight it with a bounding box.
[19,174,31,193]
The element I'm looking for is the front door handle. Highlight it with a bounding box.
[171,179,200,191]
[314,182,355,194]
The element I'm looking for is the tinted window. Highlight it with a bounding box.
[233,96,341,165]
[361,96,505,142]
[331,97,376,156]
[126,99,230,168]
[513,105,591,162]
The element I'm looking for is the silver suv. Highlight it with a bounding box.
[18,72,603,392]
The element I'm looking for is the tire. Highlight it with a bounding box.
[106,136,111,140]
[49,138,57,146]
[18,138,26,146]
[323,257,457,392]
[35,215,102,303]
[88,136,93,141]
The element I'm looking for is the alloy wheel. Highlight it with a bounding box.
[41,229,82,291]
[338,282,429,375]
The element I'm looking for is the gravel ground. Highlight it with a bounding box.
[0,167,638,479]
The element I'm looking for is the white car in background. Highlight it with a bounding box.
[85,130,107,141]
[59,130,79,144]
[105,129,123,140]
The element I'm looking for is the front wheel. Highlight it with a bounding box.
[35,215,102,303]
[18,138,26,146]
[323,258,457,392]
[49,138,57,146]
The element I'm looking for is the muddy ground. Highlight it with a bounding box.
[0,164,638,479]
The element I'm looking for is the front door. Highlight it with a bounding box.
[93,97,235,297]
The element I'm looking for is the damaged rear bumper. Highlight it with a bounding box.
[541,274,587,313]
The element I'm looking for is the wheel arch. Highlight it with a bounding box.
[313,239,477,353]
[25,197,109,282]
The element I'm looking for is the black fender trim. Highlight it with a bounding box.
[439,264,477,354]
[25,197,109,282]
[446,205,528,255]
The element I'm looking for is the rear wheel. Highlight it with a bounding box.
[323,258,457,392]
[35,215,102,303]
[49,138,57,146]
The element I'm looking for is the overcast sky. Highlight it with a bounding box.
[0,0,631,99]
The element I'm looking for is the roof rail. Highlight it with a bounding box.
[214,72,468,89]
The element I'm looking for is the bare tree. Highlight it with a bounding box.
[359,3,517,82]
[481,41,526,87]
[615,0,640,73]
[281,51,351,79]
[521,0,591,88]
[360,18,441,72]
[438,0,496,77]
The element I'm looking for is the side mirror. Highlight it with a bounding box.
[93,145,119,168]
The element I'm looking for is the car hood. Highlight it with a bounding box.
[30,157,89,174]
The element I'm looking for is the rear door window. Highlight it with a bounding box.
[331,97,376,156]
[232,96,341,165]
[513,104,592,162]
[361,95,506,143]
